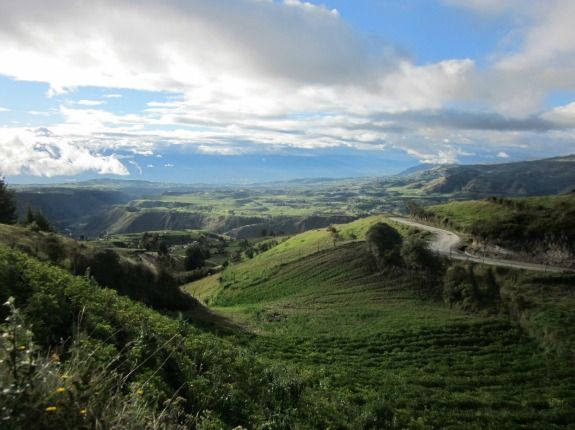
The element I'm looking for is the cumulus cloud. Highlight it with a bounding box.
[0,128,128,177]
[444,0,575,115]
[0,0,573,174]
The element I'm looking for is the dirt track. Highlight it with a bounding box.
[389,217,573,273]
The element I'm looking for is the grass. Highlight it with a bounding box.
[428,194,575,230]
[428,200,515,229]
[184,218,575,429]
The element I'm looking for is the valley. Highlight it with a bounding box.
[1,154,575,429]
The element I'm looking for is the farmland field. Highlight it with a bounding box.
[185,219,575,429]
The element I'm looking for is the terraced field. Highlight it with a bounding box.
[185,218,575,429]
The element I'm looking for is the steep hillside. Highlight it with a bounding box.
[185,218,575,429]
[0,245,360,429]
[15,188,130,228]
[0,223,193,310]
[410,155,575,196]
[84,205,356,237]
[423,194,575,267]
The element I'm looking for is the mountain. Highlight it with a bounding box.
[402,155,575,196]
[396,163,448,177]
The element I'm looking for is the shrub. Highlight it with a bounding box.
[366,223,403,267]
[401,235,441,274]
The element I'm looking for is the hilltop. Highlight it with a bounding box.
[399,155,575,197]
[419,194,575,267]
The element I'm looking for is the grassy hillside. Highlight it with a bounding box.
[0,224,194,311]
[0,245,392,429]
[419,155,575,196]
[424,194,575,266]
[185,217,575,429]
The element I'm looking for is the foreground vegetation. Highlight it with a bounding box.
[1,245,399,429]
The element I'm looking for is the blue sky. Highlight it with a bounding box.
[1,0,574,183]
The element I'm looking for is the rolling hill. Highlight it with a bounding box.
[421,194,575,267]
[400,155,575,196]
[185,216,575,428]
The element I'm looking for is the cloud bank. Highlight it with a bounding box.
[0,0,574,176]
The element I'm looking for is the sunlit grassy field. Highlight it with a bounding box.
[185,218,575,429]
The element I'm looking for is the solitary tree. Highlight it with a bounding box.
[401,235,440,273]
[366,222,403,266]
[0,177,17,225]
[184,245,209,270]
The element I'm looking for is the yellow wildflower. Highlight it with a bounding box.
[80,409,87,416]
[137,389,144,396]
[45,406,57,412]
[56,387,66,393]
[18,345,26,351]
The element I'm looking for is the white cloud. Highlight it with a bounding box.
[542,102,575,125]
[497,151,510,158]
[0,107,10,112]
[0,0,573,176]
[77,99,106,106]
[443,0,575,115]
[0,128,128,177]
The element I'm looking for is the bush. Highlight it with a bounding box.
[0,297,194,429]
[401,235,441,274]
[366,223,403,267]
[184,245,210,271]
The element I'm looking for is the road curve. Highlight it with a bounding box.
[389,217,573,273]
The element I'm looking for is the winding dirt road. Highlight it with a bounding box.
[389,217,573,273]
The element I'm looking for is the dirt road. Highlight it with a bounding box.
[389,217,572,273]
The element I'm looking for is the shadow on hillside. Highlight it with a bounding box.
[170,299,250,336]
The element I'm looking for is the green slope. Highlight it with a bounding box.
[424,195,575,267]
[0,245,381,429]
[185,218,575,429]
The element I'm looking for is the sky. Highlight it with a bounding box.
[1,0,575,183]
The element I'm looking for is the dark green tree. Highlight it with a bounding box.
[0,177,17,225]
[33,211,53,232]
[158,242,169,257]
[366,222,403,266]
[22,207,53,232]
[401,235,440,273]
[184,245,208,270]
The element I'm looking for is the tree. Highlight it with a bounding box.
[158,242,169,257]
[33,211,53,232]
[0,177,17,225]
[22,206,53,232]
[401,235,440,273]
[366,222,403,266]
[184,245,209,270]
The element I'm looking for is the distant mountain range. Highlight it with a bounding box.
[398,155,575,196]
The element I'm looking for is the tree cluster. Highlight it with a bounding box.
[0,177,17,225]
[23,207,53,232]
